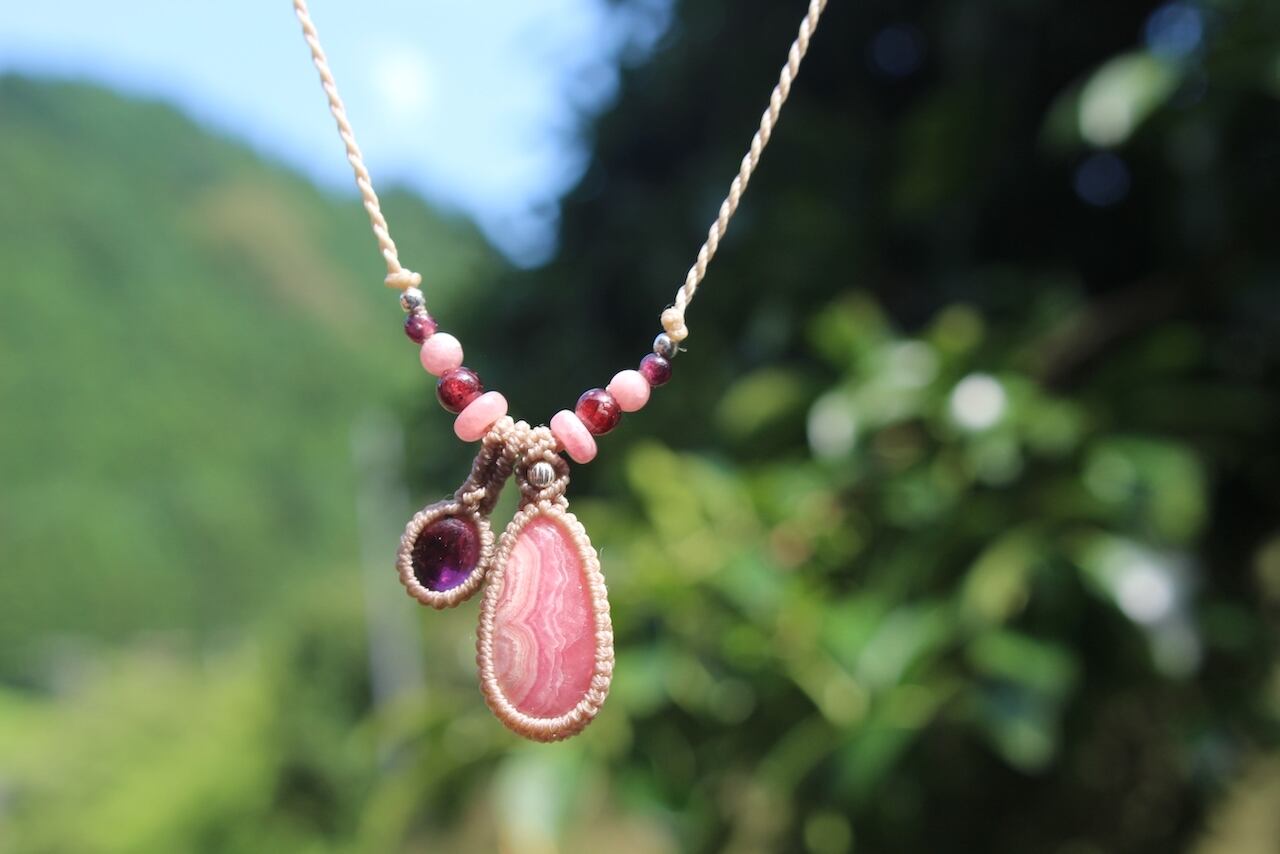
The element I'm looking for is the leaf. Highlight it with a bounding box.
[966,630,1078,700]
[715,367,813,442]
[960,528,1042,626]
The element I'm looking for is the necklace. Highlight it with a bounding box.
[293,0,828,741]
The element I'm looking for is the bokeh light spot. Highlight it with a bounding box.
[808,392,859,460]
[1078,53,1178,146]
[1151,621,1202,677]
[1074,152,1131,207]
[886,341,939,389]
[1255,535,1280,604]
[1084,445,1139,501]
[1115,557,1177,625]
[1144,2,1204,60]
[804,810,854,854]
[950,374,1007,430]
[370,48,436,119]
[869,25,924,78]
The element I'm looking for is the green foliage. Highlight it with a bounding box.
[3,0,1280,852]
[0,77,496,675]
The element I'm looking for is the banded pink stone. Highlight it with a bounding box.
[489,514,601,720]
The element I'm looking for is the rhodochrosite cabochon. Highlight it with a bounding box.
[478,502,614,742]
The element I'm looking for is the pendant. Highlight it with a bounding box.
[478,451,613,741]
[395,422,513,609]
[396,418,614,741]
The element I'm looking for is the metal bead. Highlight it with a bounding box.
[653,332,679,360]
[529,461,556,488]
[399,288,426,313]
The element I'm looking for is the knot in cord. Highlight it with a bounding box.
[660,306,690,343]
[516,426,570,507]
[384,268,423,290]
[459,420,572,513]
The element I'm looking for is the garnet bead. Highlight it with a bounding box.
[404,312,437,344]
[575,388,622,435]
[639,353,672,387]
[437,367,484,413]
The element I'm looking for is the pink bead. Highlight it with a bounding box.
[420,332,463,376]
[454,391,508,442]
[606,370,650,412]
[550,409,597,464]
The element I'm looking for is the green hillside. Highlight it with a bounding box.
[0,76,498,676]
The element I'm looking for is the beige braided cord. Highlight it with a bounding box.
[293,0,421,290]
[294,0,828,322]
[660,0,829,343]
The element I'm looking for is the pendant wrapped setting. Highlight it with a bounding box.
[397,501,492,608]
[398,418,614,741]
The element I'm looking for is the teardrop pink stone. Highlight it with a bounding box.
[492,516,597,718]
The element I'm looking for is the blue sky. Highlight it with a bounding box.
[0,0,671,262]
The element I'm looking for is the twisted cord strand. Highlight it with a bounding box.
[292,0,421,290]
[293,0,827,313]
[660,0,828,343]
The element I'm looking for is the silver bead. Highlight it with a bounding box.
[529,461,556,488]
[653,332,679,360]
[399,288,426,313]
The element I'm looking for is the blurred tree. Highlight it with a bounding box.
[475,0,1280,850]
[0,76,497,676]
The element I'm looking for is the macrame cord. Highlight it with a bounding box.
[291,0,829,339]
[292,0,420,290]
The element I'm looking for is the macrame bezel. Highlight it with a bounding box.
[396,499,494,609]
[476,499,614,742]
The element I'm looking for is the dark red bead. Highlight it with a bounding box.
[404,312,437,344]
[575,388,622,435]
[437,367,484,413]
[639,353,672,387]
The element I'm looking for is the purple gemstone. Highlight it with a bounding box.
[411,516,479,591]
[404,312,437,344]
